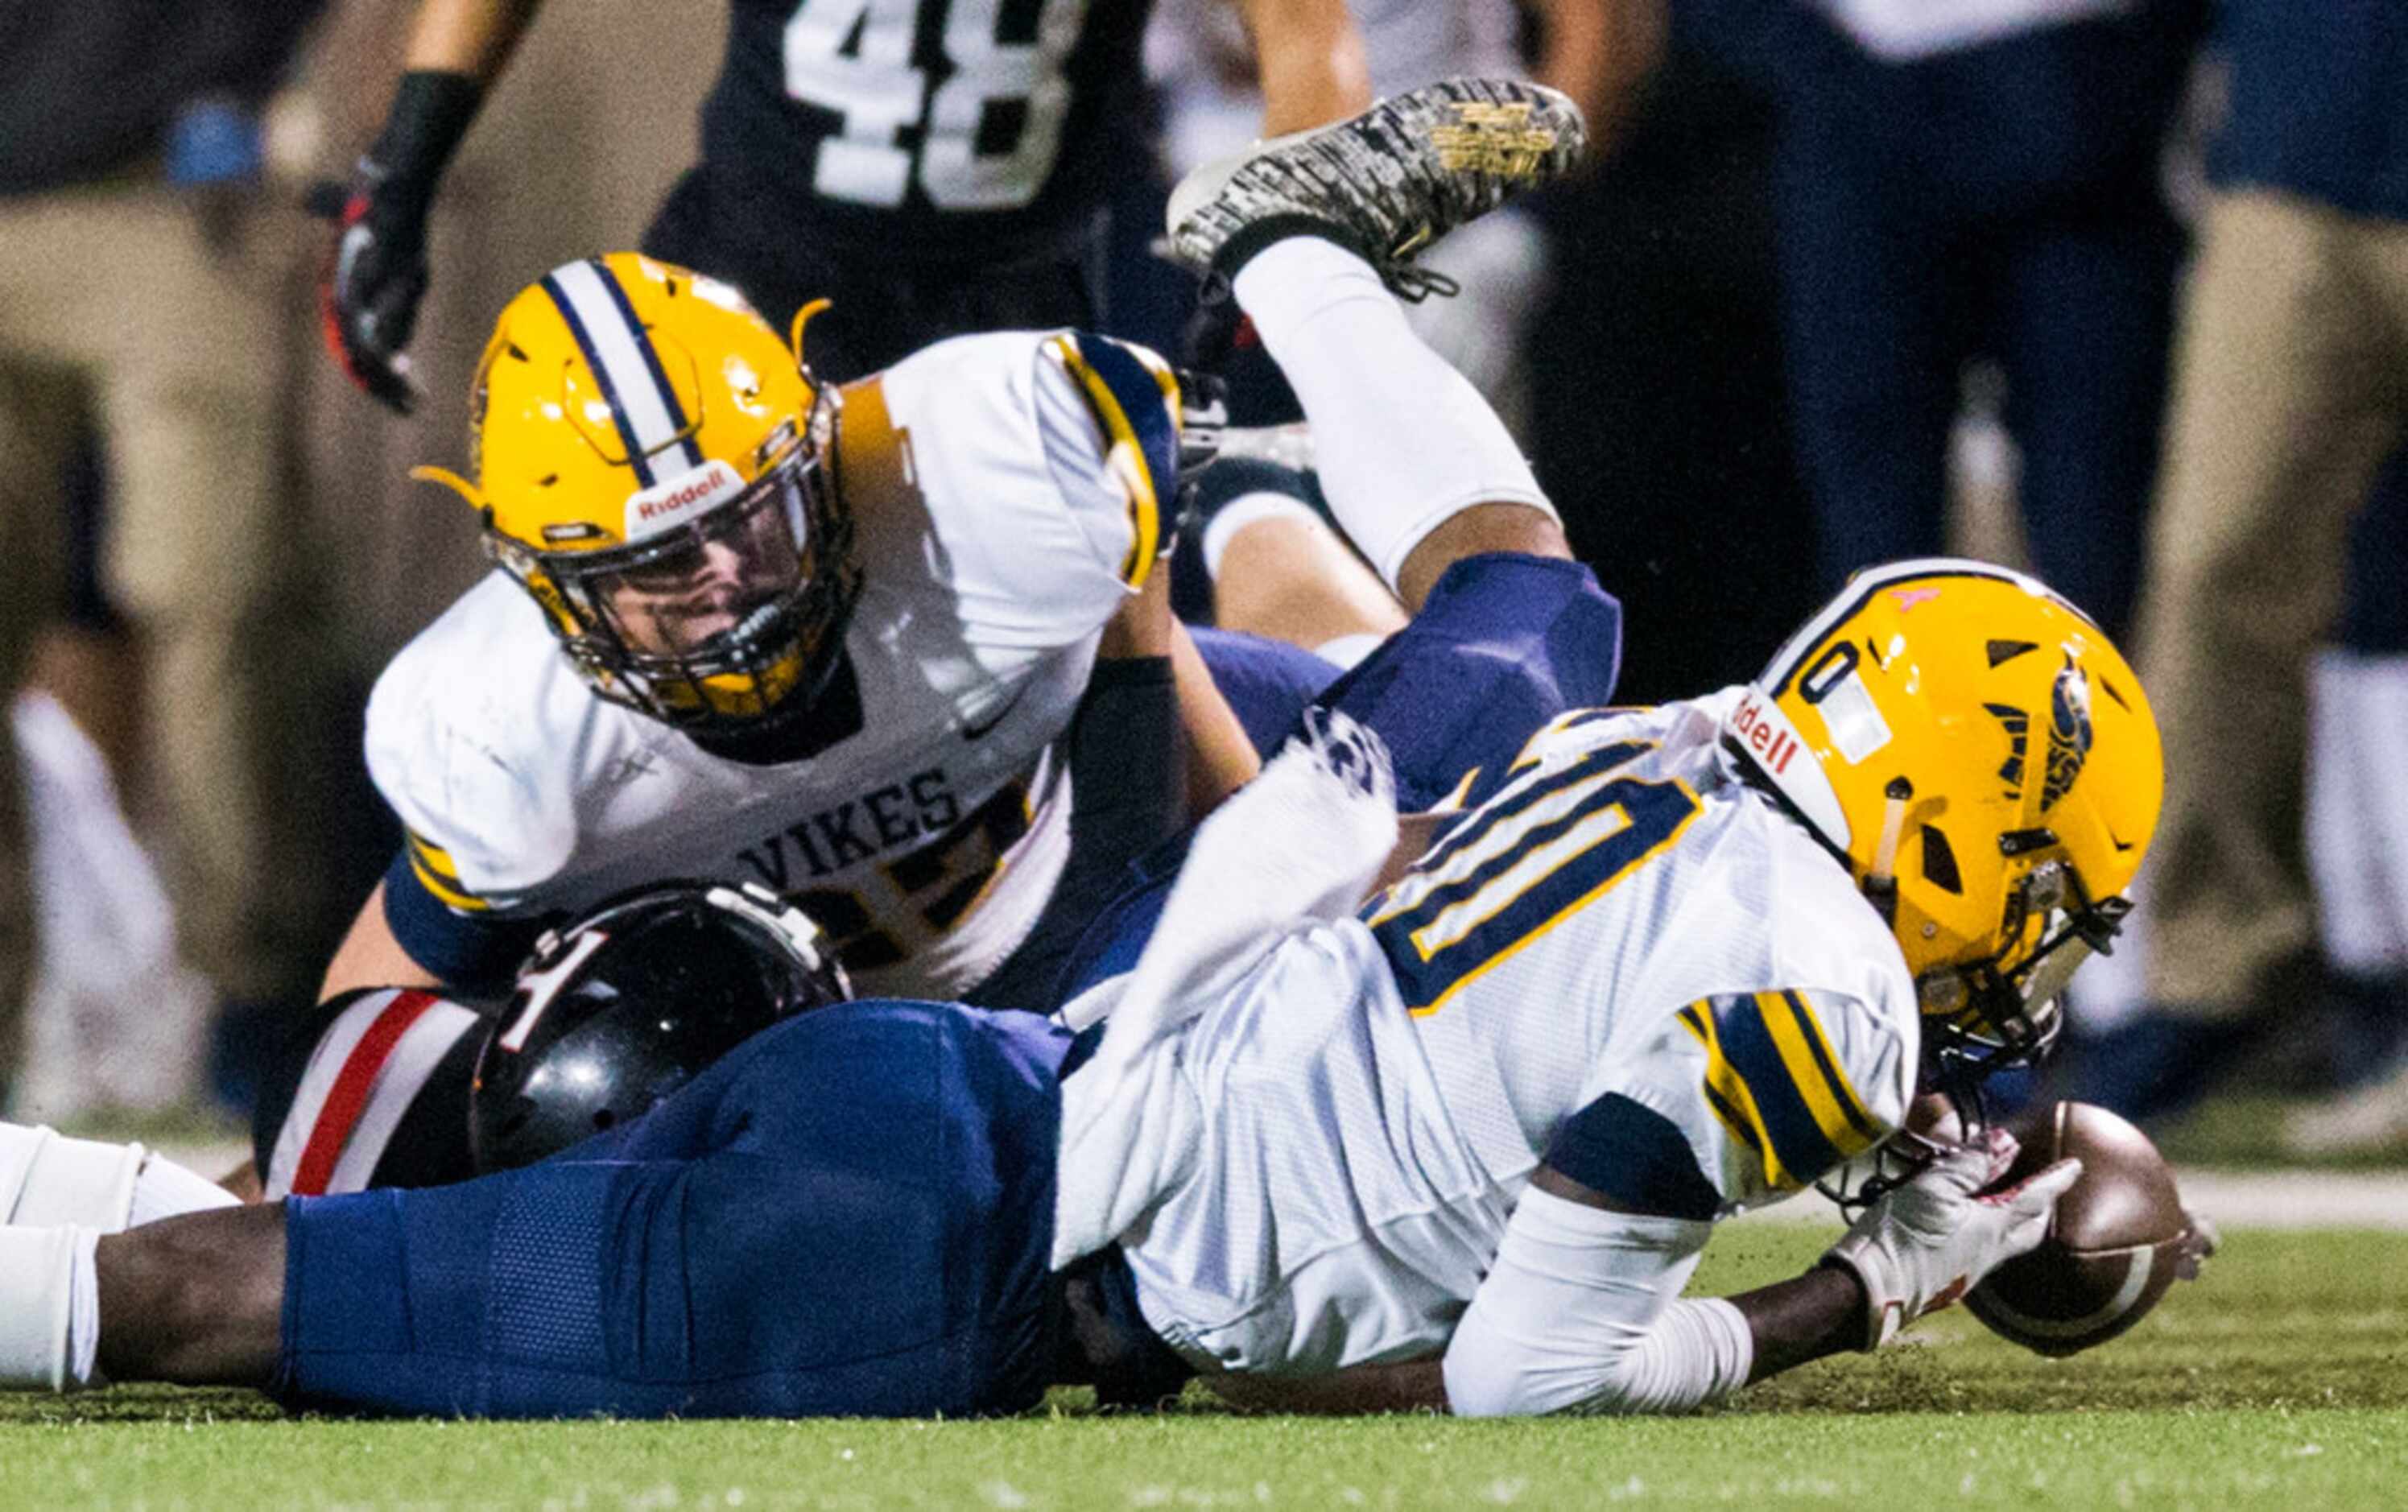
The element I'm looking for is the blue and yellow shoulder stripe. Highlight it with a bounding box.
[1044,332,1179,586]
[1675,989,1886,1192]
[403,828,493,915]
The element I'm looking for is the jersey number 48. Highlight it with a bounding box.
[784,0,1087,210]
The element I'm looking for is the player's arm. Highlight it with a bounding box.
[318,881,445,1002]
[1235,0,1373,138]
[1444,989,2076,1416]
[321,830,543,1002]
[320,0,545,412]
[403,0,547,76]
[1526,0,1666,158]
[1097,569,1264,820]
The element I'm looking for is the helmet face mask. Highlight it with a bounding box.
[1915,865,2130,1098]
[1724,558,2164,1099]
[499,406,861,738]
[428,254,862,743]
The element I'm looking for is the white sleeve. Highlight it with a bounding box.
[1443,1188,1753,1417]
[882,331,1176,658]
[363,610,576,914]
[1026,332,1175,601]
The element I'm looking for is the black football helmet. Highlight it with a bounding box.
[468,881,851,1173]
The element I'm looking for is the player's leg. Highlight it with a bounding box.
[1163,85,1629,809]
[1185,452,1408,666]
[1163,79,1587,613]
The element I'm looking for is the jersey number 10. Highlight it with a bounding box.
[784,0,1086,210]
[1366,739,1702,1014]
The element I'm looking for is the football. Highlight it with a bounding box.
[1964,1100,2199,1357]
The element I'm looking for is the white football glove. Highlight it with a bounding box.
[1822,1127,2083,1351]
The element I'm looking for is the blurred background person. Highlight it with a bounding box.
[2284,452,2408,1157]
[1691,0,2205,642]
[2087,1,2408,1122]
[1134,0,1645,435]
[1524,1,1816,704]
[319,0,1372,406]
[0,1,333,1117]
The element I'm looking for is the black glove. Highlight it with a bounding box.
[315,71,482,415]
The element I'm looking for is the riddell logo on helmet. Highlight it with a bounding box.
[625,460,744,540]
[1729,692,1801,775]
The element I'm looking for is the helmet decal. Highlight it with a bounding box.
[1807,660,1892,764]
[623,457,746,542]
[2042,661,2093,812]
[538,258,704,486]
[1985,702,2030,799]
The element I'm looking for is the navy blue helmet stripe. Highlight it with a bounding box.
[539,271,656,489]
[589,259,702,476]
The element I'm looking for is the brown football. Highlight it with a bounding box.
[1964,1100,2195,1357]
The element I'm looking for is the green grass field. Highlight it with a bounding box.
[8,1226,2405,1510]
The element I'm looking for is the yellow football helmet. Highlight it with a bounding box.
[1723,559,2163,1090]
[414,254,857,740]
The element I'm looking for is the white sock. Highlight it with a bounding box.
[130,1151,242,1228]
[0,1124,235,1231]
[1200,491,1327,580]
[1231,237,1555,590]
[0,1225,101,1390]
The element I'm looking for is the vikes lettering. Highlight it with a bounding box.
[735,768,962,890]
[736,767,1031,973]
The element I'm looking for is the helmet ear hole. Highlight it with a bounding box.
[1921,825,1963,895]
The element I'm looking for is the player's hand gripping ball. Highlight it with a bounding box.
[1964,1100,2212,1356]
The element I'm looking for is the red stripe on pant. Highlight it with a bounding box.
[288,989,438,1197]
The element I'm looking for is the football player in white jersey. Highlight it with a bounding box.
[243,246,1332,1200]
[0,81,2179,1417]
[249,76,1598,1208]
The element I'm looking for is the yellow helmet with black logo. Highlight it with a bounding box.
[1723,559,2163,1089]
[414,253,857,739]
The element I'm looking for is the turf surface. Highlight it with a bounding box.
[9,1227,2404,1509]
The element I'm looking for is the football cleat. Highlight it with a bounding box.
[1163,77,1587,301]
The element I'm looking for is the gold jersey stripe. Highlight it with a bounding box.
[1048,335,1163,589]
[1678,1000,1796,1189]
[1755,990,1882,1163]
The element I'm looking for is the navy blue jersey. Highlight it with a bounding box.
[697,0,1153,264]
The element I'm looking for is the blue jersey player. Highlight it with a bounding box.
[2,85,2180,1417]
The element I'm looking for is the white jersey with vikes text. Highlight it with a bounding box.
[1105,692,1921,1375]
[365,329,1171,998]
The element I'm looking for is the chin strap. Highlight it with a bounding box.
[1859,778,1913,926]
